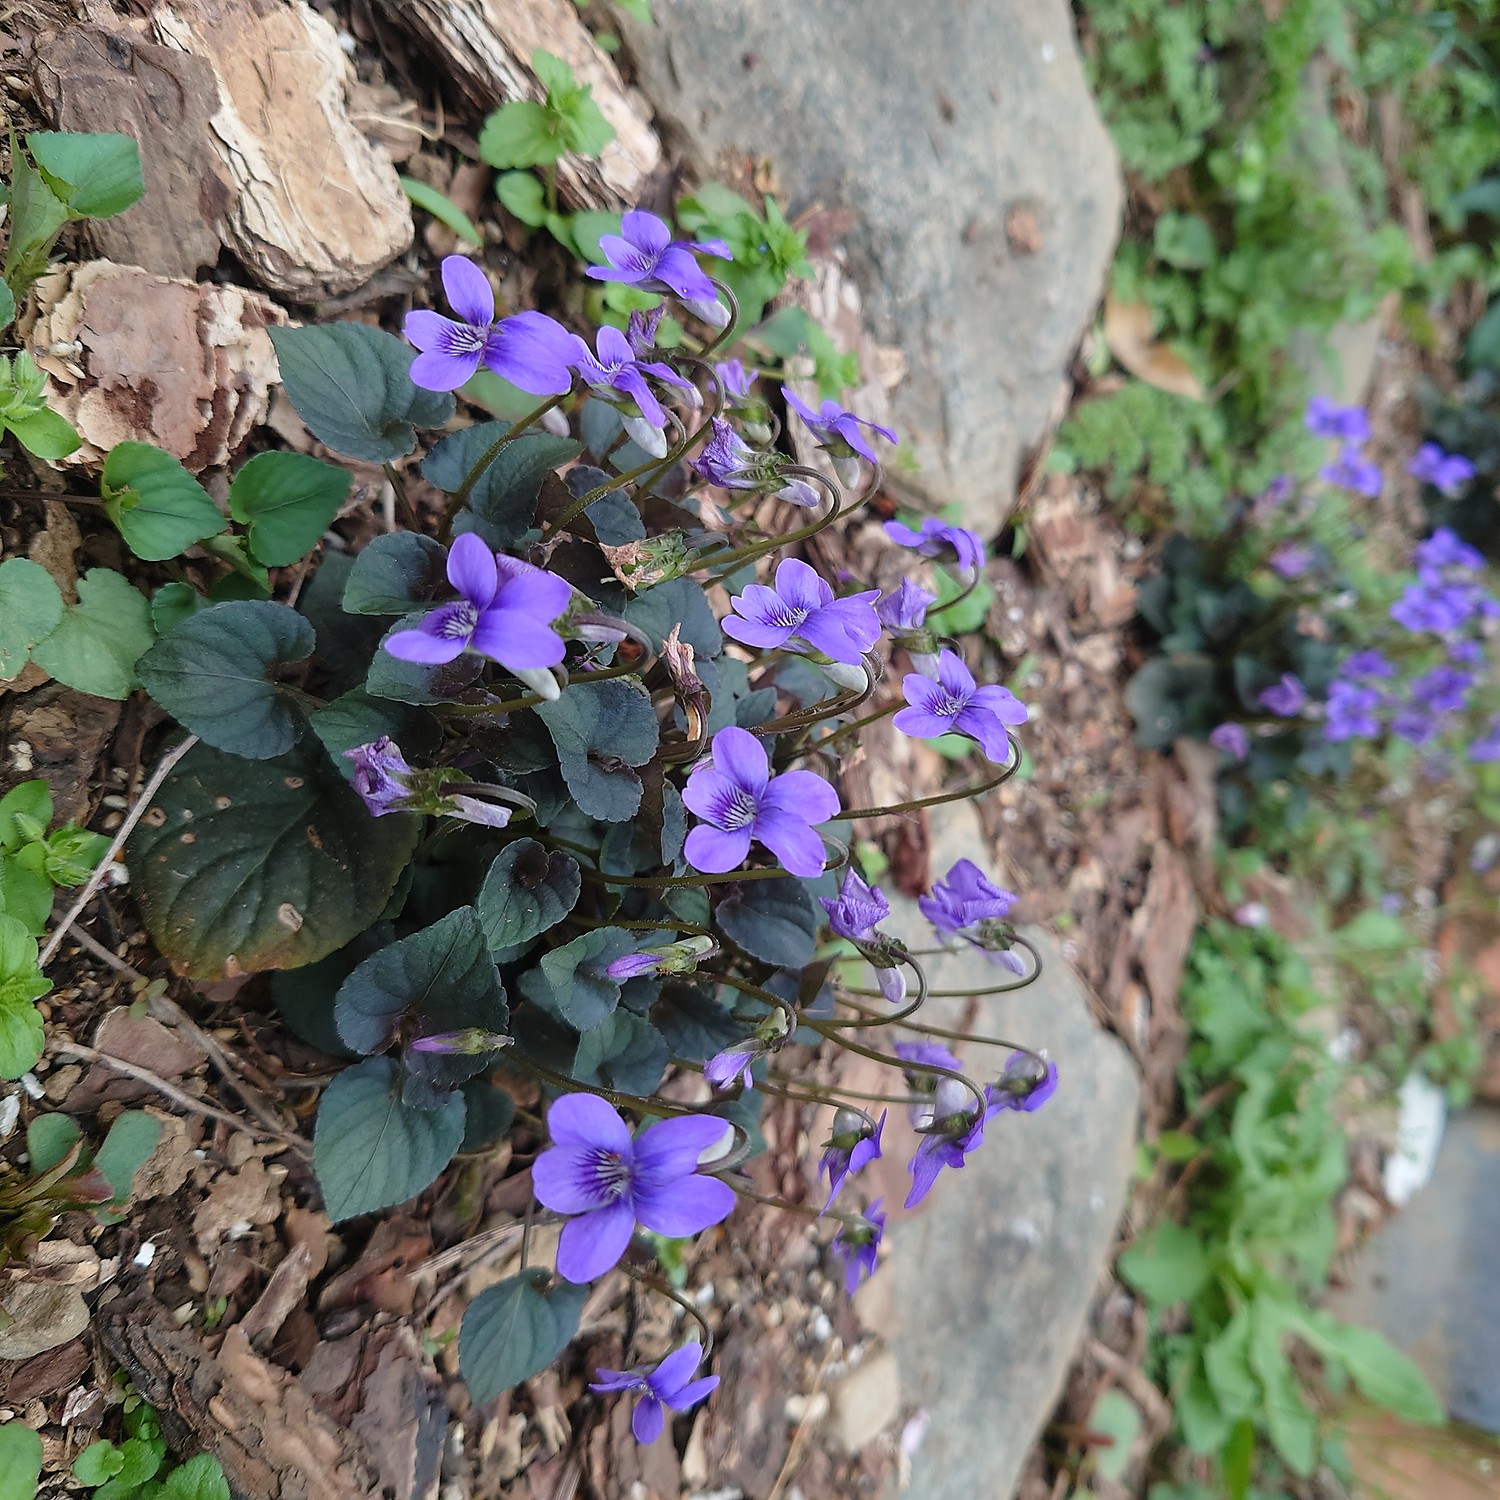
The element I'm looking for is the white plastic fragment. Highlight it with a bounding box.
[133,1242,158,1268]
[1383,1071,1447,1207]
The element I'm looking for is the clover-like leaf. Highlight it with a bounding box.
[268,323,453,463]
[573,1011,667,1094]
[476,840,581,960]
[127,742,420,980]
[343,532,449,615]
[715,877,818,969]
[227,450,352,567]
[313,1055,465,1222]
[536,679,659,822]
[0,558,63,680]
[518,926,636,1030]
[100,442,227,561]
[424,426,581,546]
[135,601,314,759]
[29,568,154,700]
[0,912,49,1080]
[459,1270,588,1402]
[154,1454,231,1500]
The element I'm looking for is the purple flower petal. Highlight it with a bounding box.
[752,807,828,877]
[761,768,840,824]
[546,1092,634,1152]
[953,704,1017,762]
[632,1394,665,1444]
[633,1114,735,1176]
[446,532,498,609]
[404,308,460,353]
[485,311,578,396]
[441,255,495,328]
[493,557,574,620]
[683,824,753,873]
[936,650,976,697]
[556,1199,636,1282]
[968,684,1030,726]
[774,557,832,613]
[653,244,718,303]
[649,1344,707,1397]
[680,767,740,823]
[622,210,672,255]
[708,725,770,792]
[469,610,566,670]
[666,1374,719,1410]
[531,1143,616,1214]
[383,621,469,664]
[892,704,953,740]
[631,1172,736,1238]
[410,345,482,392]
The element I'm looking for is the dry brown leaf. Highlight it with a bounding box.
[1104,295,1206,401]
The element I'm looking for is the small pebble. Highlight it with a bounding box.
[19,1073,44,1101]
[133,1242,157,1268]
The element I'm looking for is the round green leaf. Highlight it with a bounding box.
[135,601,314,758]
[228,451,352,567]
[126,742,420,980]
[73,1439,126,1486]
[0,1421,43,1500]
[476,840,580,959]
[342,532,449,615]
[715,877,818,969]
[101,442,226,561]
[518,926,635,1030]
[573,1011,667,1094]
[27,130,144,218]
[29,568,154,700]
[268,323,453,464]
[459,1271,588,1402]
[535,679,659,823]
[155,1454,231,1500]
[0,558,64,680]
[313,1055,465,1221]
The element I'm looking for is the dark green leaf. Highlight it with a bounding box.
[127,742,420,981]
[343,532,449,614]
[93,1110,163,1205]
[268,323,453,463]
[313,1055,465,1221]
[100,442,226,561]
[459,1078,516,1153]
[26,130,143,218]
[624,579,723,658]
[715,877,817,968]
[365,616,485,705]
[518,926,635,1029]
[26,1112,82,1174]
[29,569,153,700]
[334,905,507,1055]
[308,690,439,771]
[650,982,748,1060]
[269,932,387,1059]
[476,840,580,958]
[135,601,314,758]
[535,679,658,822]
[0,558,64,680]
[459,1271,587,1401]
[573,1010,667,1093]
[424,427,580,545]
[227,451,352,567]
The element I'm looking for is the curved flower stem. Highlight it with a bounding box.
[837,733,1021,819]
[804,1018,989,1121]
[928,565,982,622]
[760,1072,920,1107]
[837,933,1039,1005]
[619,1265,715,1358]
[703,970,798,1033]
[725,1178,865,1231]
[576,836,848,890]
[569,915,715,939]
[820,947,930,1031]
[700,280,742,361]
[694,466,849,576]
[814,698,900,748]
[437,657,646,718]
[835,1001,1048,1065]
[506,1050,701,1119]
[383,463,423,535]
[447,394,567,519]
[754,653,881,743]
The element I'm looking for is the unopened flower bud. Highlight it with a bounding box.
[909,649,941,676]
[875,964,907,1004]
[623,413,670,459]
[820,659,869,693]
[512,665,563,702]
[410,1029,512,1055]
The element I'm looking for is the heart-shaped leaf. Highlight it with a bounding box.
[425,426,581,545]
[475,840,580,959]
[27,130,144,218]
[459,1078,517,1153]
[268,323,453,463]
[518,926,636,1030]
[459,1271,588,1402]
[343,532,449,615]
[313,1055,465,1221]
[100,443,226,562]
[308,690,440,771]
[127,742,420,980]
[365,616,486,705]
[651,982,751,1061]
[135,601,314,759]
[228,451,352,567]
[0,558,63,680]
[536,679,659,822]
[29,569,154,700]
[624,579,723,659]
[0,1421,43,1500]
[715,877,818,968]
[573,1011,667,1094]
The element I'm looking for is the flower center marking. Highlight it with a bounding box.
[591,1149,633,1200]
[435,602,480,640]
[720,787,761,829]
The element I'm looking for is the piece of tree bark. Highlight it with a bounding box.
[374,0,660,209]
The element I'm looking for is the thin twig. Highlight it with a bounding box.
[68,924,146,983]
[426,1222,527,1316]
[41,735,199,968]
[53,1039,300,1148]
[420,1216,531,1282]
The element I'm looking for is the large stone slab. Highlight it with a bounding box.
[618,0,1122,534]
[873,804,1140,1497]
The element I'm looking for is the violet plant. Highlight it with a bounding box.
[108,218,1055,1432]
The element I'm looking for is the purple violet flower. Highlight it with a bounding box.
[715,359,757,402]
[1269,543,1315,580]
[893,650,1028,762]
[918,859,1016,935]
[1208,723,1250,760]
[820,868,891,943]
[781,386,897,466]
[344,737,414,815]
[831,1200,886,1295]
[605,952,668,982]
[409,1028,510,1055]
[590,1342,719,1444]
[689,417,819,508]
[877,579,937,632]
[1414,526,1484,573]
[682,726,840,878]
[1408,443,1476,497]
[1319,444,1382,497]
[1470,717,1500,763]
[587,210,732,328]
[883,517,986,573]
[568,325,696,458]
[991,1052,1058,1113]
[1324,680,1382,742]
[1304,395,1370,444]
[383,534,572,670]
[531,1093,735,1283]
[404,255,576,394]
[1392,705,1440,746]
[905,1078,1002,1208]
[625,306,663,356]
[704,1046,758,1092]
[722,558,880,667]
[1258,673,1307,717]
[820,1109,886,1211]
[1411,665,1475,714]
[1341,649,1397,681]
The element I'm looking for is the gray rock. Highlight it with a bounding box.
[619,0,1122,533]
[878,804,1139,1497]
[1327,1107,1500,1434]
